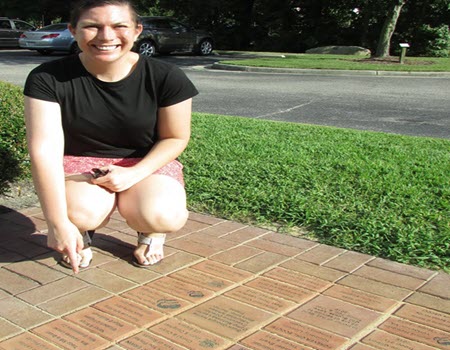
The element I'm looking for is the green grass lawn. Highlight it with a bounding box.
[220,53,450,72]
[181,113,450,271]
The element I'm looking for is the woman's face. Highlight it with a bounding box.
[69,4,142,63]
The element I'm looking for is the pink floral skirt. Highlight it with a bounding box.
[63,156,184,186]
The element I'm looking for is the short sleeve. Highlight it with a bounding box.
[23,66,58,102]
[158,65,199,107]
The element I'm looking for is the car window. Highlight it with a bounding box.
[169,21,186,31]
[13,20,34,31]
[153,19,172,29]
[0,20,12,29]
[38,23,67,31]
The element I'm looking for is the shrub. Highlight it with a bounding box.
[413,24,450,57]
[0,82,29,194]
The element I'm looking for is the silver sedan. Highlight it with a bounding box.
[19,23,79,55]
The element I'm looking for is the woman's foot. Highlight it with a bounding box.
[60,247,93,269]
[133,232,166,267]
[59,230,94,269]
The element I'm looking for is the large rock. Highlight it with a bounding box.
[306,46,371,56]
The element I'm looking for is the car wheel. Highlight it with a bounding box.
[138,40,156,57]
[37,49,53,55]
[70,42,81,54]
[197,39,213,55]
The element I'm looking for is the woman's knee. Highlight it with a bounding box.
[65,180,116,230]
[122,205,188,233]
[67,202,113,230]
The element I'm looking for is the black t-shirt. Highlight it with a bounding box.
[24,55,198,158]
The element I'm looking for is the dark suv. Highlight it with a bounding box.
[134,16,213,57]
[0,17,35,47]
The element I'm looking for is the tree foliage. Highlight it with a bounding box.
[1,0,449,56]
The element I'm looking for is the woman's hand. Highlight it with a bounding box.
[47,220,84,273]
[90,165,143,192]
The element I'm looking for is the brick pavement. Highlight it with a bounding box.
[0,205,449,350]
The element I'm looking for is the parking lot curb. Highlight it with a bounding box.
[210,62,450,77]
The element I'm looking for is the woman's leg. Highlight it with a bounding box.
[65,174,117,231]
[61,174,117,267]
[117,174,188,266]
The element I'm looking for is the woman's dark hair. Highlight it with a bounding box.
[70,0,139,27]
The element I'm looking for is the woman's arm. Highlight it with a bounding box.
[25,97,83,272]
[93,98,192,192]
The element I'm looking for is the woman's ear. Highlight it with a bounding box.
[68,23,76,36]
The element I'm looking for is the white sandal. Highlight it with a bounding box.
[59,231,94,269]
[132,232,166,267]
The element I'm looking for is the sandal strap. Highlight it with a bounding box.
[137,232,166,246]
[82,231,93,248]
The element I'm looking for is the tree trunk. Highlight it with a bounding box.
[375,0,407,57]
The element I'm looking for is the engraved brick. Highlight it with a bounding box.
[406,292,450,314]
[150,318,230,349]
[93,296,164,327]
[169,268,234,292]
[225,286,296,314]
[17,277,88,305]
[119,330,186,349]
[354,266,425,290]
[99,259,160,284]
[246,239,301,257]
[323,285,398,312]
[199,221,247,237]
[221,226,268,243]
[379,317,450,349]
[362,330,437,350]
[348,344,378,350]
[77,268,136,293]
[121,285,192,314]
[287,295,381,338]
[0,318,22,341]
[178,296,274,340]
[240,331,312,350]
[0,297,53,328]
[210,246,263,265]
[245,277,316,303]
[265,318,347,350]
[147,276,216,302]
[394,304,450,332]
[281,259,346,282]
[0,268,39,295]
[31,319,109,350]
[0,333,61,350]
[263,267,332,292]
[338,275,411,301]
[297,244,345,264]
[191,260,253,282]
[367,258,435,280]
[64,308,137,341]
[227,345,252,350]
[143,251,203,275]
[235,252,287,273]
[167,235,236,257]
[324,251,373,272]
[39,286,111,316]
[419,272,450,299]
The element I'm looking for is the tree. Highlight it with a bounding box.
[375,0,407,57]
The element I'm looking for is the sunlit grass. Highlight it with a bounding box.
[221,54,450,72]
[181,113,450,271]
